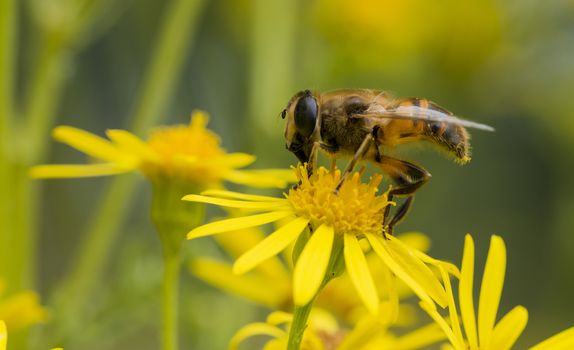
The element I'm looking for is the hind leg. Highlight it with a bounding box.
[372,154,431,236]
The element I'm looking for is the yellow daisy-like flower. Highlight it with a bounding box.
[0,279,47,331]
[191,229,438,324]
[30,110,293,188]
[421,234,574,350]
[228,307,446,350]
[186,166,451,314]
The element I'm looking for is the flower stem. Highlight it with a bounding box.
[0,0,16,289]
[161,249,181,350]
[287,301,314,350]
[151,178,205,350]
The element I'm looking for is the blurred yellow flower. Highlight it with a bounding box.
[30,110,294,188]
[0,279,47,332]
[229,308,445,350]
[0,321,5,350]
[421,234,574,350]
[313,0,501,73]
[186,166,452,314]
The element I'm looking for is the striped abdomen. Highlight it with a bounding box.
[395,98,471,164]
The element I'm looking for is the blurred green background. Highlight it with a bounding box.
[2,0,574,348]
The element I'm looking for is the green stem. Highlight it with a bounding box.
[151,178,204,350]
[161,250,181,350]
[0,0,16,286]
[287,302,314,350]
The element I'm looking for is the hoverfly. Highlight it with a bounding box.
[281,89,494,234]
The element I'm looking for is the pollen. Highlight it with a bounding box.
[286,166,391,236]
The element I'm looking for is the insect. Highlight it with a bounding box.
[281,89,494,235]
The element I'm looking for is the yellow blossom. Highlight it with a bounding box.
[0,279,47,331]
[186,166,454,315]
[30,110,294,188]
[191,229,438,325]
[421,234,574,350]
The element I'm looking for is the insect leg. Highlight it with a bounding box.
[306,142,321,175]
[371,155,431,235]
[335,133,374,191]
[306,142,339,176]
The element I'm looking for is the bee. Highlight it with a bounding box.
[281,89,494,234]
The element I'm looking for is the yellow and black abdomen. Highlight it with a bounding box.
[387,97,471,164]
[424,120,470,164]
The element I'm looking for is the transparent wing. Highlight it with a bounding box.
[365,105,495,132]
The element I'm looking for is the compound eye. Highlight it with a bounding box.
[294,94,318,138]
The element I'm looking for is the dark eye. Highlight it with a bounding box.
[294,93,318,137]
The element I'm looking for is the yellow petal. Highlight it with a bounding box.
[106,129,157,161]
[440,267,464,346]
[460,234,478,349]
[344,234,379,315]
[397,232,431,252]
[29,164,133,178]
[293,224,334,306]
[224,170,292,188]
[182,194,289,210]
[215,227,290,284]
[187,211,292,239]
[0,320,6,350]
[489,305,528,350]
[367,234,434,306]
[387,236,448,307]
[53,126,133,164]
[413,250,461,279]
[228,323,285,350]
[478,235,506,347]
[190,259,285,307]
[266,311,293,326]
[530,326,574,350]
[233,218,309,274]
[392,322,447,350]
[201,190,283,202]
[419,301,464,350]
[207,153,255,168]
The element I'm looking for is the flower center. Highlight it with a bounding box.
[142,112,227,183]
[286,167,391,235]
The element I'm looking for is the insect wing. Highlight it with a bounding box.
[366,105,495,132]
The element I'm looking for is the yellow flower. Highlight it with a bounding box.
[228,308,446,350]
[191,229,442,325]
[0,279,47,331]
[421,234,574,350]
[30,110,293,188]
[0,321,5,350]
[186,166,452,314]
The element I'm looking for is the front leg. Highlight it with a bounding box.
[335,130,377,191]
[306,141,339,175]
